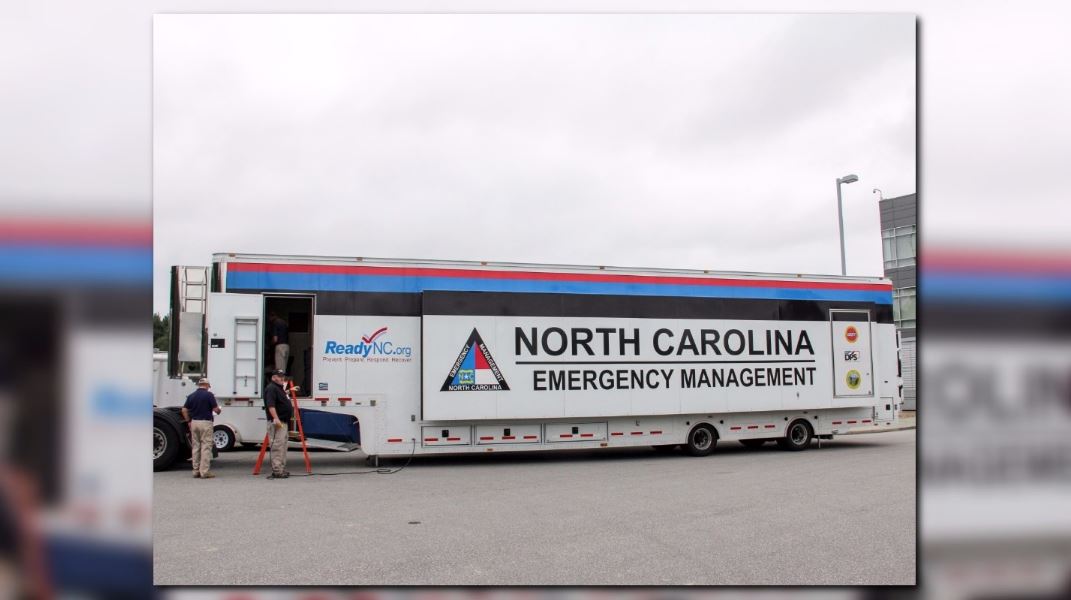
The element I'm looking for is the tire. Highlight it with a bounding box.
[739,439,767,448]
[777,420,813,451]
[683,424,717,457]
[153,415,180,471]
[651,444,678,453]
[213,425,237,452]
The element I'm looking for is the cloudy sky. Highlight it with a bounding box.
[153,13,914,313]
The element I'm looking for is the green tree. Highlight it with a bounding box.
[153,312,170,351]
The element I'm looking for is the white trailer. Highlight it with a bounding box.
[159,253,901,466]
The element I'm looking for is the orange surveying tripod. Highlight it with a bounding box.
[252,380,312,475]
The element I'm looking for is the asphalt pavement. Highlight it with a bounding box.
[153,429,916,585]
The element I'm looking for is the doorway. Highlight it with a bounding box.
[264,295,313,398]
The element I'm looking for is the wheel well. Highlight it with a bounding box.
[214,423,240,444]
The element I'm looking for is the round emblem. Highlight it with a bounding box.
[846,369,862,389]
[845,326,859,343]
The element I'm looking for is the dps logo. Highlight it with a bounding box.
[844,350,860,362]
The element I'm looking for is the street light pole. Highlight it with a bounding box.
[836,174,859,275]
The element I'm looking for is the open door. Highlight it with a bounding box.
[830,309,874,397]
[206,292,263,398]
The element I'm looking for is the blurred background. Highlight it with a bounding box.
[2,0,1070,598]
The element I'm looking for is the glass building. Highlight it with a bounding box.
[879,193,916,410]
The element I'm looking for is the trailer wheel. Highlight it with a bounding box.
[777,420,813,451]
[213,425,236,452]
[739,439,767,448]
[153,416,180,471]
[683,424,717,457]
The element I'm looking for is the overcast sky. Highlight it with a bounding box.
[153,13,914,313]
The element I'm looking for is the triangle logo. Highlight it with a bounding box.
[440,328,510,392]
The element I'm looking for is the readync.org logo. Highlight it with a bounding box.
[324,327,413,359]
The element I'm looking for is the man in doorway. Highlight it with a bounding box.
[263,369,292,479]
[268,311,289,374]
[182,378,221,479]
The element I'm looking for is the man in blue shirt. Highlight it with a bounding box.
[182,378,222,479]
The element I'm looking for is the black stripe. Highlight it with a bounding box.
[831,310,872,322]
[229,288,894,323]
[423,291,893,323]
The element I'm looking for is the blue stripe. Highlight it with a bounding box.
[227,271,893,304]
[0,245,151,285]
[923,272,1071,303]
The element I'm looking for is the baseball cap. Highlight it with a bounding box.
[271,369,286,377]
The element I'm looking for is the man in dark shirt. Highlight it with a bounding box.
[263,369,292,479]
[269,312,290,374]
[182,378,221,479]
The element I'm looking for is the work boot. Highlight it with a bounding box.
[201,472,216,479]
[192,472,200,479]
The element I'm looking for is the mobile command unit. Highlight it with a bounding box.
[154,253,902,469]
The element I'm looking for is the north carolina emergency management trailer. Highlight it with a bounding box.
[168,253,902,460]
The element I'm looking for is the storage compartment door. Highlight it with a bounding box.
[830,310,874,397]
[207,293,263,398]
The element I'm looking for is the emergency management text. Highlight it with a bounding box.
[532,365,817,391]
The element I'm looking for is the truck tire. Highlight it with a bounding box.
[213,425,236,452]
[154,415,180,471]
[739,439,767,448]
[777,420,813,451]
[683,424,717,457]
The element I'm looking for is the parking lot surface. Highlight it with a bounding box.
[154,430,915,585]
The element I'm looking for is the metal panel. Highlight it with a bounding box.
[475,424,542,444]
[421,425,471,446]
[545,422,607,442]
[900,337,917,410]
[176,311,204,362]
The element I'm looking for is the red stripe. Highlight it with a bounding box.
[923,250,1071,275]
[747,425,759,430]
[387,438,403,443]
[523,435,538,440]
[0,219,152,247]
[631,431,643,435]
[424,437,438,442]
[580,433,594,438]
[730,426,742,431]
[650,430,662,435]
[338,397,352,401]
[559,434,573,438]
[447,437,461,441]
[764,425,776,429]
[314,397,328,401]
[479,436,494,441]
[847,420,858,424]
[227,262,891,291]
[832,421,843,425]
[862,419,872,423]
[611,432,623,436]
[502,435,516,440]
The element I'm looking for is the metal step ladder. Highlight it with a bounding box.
[179,266,208,313]
[233,317,259,395]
